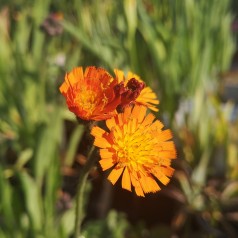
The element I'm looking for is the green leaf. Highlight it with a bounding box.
[18,172,43,232]
[65,125,84,166]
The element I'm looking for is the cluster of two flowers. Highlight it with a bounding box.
[60,66,176,197]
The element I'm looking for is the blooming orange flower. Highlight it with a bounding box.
[59,66,121,121]
[91,105,176,197]
[114,69,159,112]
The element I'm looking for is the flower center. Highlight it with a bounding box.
[114,125,153,168]
[117,141,136,163]
[75,90,96,115]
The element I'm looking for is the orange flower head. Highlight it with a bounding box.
[59,66,121,121]
[91,105,176,197]
[114,69,159,112]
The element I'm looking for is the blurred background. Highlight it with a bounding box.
[0,0,238,237]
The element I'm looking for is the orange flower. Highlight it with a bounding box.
[91,105,176,197]
[59,66,121,121]
[114,69,159,112]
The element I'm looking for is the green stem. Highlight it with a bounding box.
[74,145,96,238]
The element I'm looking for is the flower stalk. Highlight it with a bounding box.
[74,144,97,238]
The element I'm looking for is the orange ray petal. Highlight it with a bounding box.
[123,106,132,121]
[114,69,125,82]
[100,149,114,159]
[160,141,176,151]
[71,67,84,83]
[151,120,164,130]
[159,166,175,177]
[140,174,161,194]
[108,167,124,185]
[122,167,131,191]
[141,113,155,127]
[93,137,111,148]
[157,129,173,141]
[157,157,172,166]
[152,167,170,185]
[106,117,117,130]
[128,118,137,134]
[99,158,114,170]
[132,105,147,123]
[159,150,176,160]
[59,82,68,94]
[135,86,159,112]
[127,72,141,82]
[130,170,145,197]
[91,126,107,137]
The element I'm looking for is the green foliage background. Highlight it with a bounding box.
[0,0,238,237]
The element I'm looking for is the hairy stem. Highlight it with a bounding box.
[74,145,96,238]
